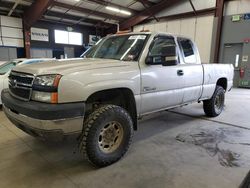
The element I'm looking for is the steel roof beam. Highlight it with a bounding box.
[23,0,54,29]
[137,0,156,7]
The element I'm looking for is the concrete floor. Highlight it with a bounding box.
[0,88,250,188]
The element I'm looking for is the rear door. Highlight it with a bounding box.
[177,38,203,103]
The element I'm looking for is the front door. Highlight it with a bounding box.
[222,43,243,87]
[140,35,185,115]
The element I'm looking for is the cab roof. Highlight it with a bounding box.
[111,31,190,39]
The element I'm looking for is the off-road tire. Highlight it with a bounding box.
[203,86,225,117]
[79,105,133,167]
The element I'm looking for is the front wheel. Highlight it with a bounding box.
[79,105,133,167]
[203,86,225,117]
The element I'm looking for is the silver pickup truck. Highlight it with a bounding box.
[1,32,234,167]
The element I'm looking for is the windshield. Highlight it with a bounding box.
[0,61,17,75]
[84,34,148,61]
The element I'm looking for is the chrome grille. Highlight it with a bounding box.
[9,71,34,101]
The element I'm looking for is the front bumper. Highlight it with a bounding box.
[2,89,85,140]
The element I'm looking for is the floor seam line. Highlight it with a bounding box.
[169,110,250,131]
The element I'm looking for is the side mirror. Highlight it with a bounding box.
[162,56,178,66]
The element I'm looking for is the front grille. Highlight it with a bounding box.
[9,86,31,99]
[9,71,34,101]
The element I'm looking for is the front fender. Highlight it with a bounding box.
[58,77,140,103]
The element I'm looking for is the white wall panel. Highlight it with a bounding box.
[156,0,216,17]
[133,25,142,32]
[0,15,22,28]
[0,16,23,47]
[166,20,181,35]
[195,16,214,63]
[225,0,250,15]
[225,1,239,16]
[1,27,23,38]
[156,2,192,17]
[143,24,155,31]
[192,0,216,10]
[133,15,214,63]
[180,18,196,40]
[154,22,167,32]
[238,0,250,14]
[134,23,167,32]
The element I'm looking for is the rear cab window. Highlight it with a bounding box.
[178,38,197,64]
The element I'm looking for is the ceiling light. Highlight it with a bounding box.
[106,6,131,16]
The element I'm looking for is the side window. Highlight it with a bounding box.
[148,36,177,65]
[178,38,196,64]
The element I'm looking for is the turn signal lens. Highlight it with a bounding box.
[51,92,58,104]
[53,75,62,87]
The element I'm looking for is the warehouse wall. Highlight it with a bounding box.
[0,16,24,60]
[31,21,100,58]
[134,15,215,63]
[155,0,216,17]
[133,0,216,63]
[219,0,250,87]
[224,0,250,16]
[0,15,23,47]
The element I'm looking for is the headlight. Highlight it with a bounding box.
[32,74,61,103]
[33,74,61,87]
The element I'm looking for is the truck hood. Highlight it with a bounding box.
[12,58,131,75]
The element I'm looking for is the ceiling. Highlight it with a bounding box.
[0,0,162,28]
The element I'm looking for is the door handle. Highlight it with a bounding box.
[177,70,184,76]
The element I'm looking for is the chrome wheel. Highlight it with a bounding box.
[214,92,224,114]
[98,121,124,154]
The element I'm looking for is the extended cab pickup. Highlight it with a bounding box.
[1,32,234,167]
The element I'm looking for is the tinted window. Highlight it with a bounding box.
[148,37,176,64]
[178,38,196,64]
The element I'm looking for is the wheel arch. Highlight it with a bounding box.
[216,77,227,91]
[85,88,138,130]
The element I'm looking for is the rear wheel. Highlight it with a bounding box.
[203,86,225,117]
[79,105,133,167]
